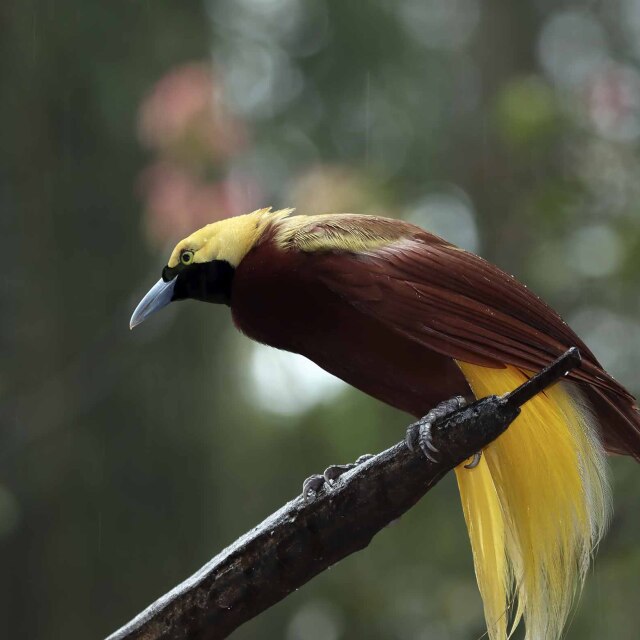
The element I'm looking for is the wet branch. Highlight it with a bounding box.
[106,348,582,640]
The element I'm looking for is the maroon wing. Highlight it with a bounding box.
[305,229,640,459]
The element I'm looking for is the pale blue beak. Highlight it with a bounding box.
[130,278,177,329]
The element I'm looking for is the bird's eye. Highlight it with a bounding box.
[181,250,194,265]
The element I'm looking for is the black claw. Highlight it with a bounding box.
[418,420,439,462]
[323,464,354,485]
[304,453,376,500]
[464,451,482,469]
[323,454,375,485]
[419,443,438,463]
[406,396,469,462]
[406,423,419,451]
[406,418,440,462]
[302,474,325,502]
[419,423,439,453]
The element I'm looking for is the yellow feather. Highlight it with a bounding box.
[274,213,412,253]
[455,363,610,640]
[456,454,508,639]
[167,207,293,268]
[167,211,413,268]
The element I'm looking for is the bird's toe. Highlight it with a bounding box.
[407,395,469,461]
[302,474,326,502]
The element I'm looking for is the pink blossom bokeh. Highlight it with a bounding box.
[137,63,260,248]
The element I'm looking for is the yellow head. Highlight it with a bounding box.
[130,208,291,328]
[166,208,291,269]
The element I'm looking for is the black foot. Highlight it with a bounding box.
[302,454,375,503]
[406,396,467,462]
[302,475,325,502]
[323,454,374,485]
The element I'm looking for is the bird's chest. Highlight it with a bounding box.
[229,245,469,416]
[230,248,341,355]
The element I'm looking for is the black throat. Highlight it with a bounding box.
[168,260,235,306]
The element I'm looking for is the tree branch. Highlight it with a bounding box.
[106,348,582,640]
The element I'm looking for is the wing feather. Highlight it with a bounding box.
[268,213,640,456]
[281,220,634,402]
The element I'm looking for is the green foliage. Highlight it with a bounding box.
[495,76,559,150]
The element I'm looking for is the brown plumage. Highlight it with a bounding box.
[232,212,640,458]
[131,208,640,640]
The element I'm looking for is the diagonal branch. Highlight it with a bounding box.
[106,348,581,640]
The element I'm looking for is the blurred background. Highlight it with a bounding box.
[1,1,640,638]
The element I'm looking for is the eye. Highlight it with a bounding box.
[180,250,194,265]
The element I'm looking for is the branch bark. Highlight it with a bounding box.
[106,349,581,640]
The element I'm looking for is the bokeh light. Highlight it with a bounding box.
[406,188,478,252]
[243,345,346,418]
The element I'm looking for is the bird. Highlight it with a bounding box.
[130,207,640,640]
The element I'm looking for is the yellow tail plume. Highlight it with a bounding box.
[454,363,610,640]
